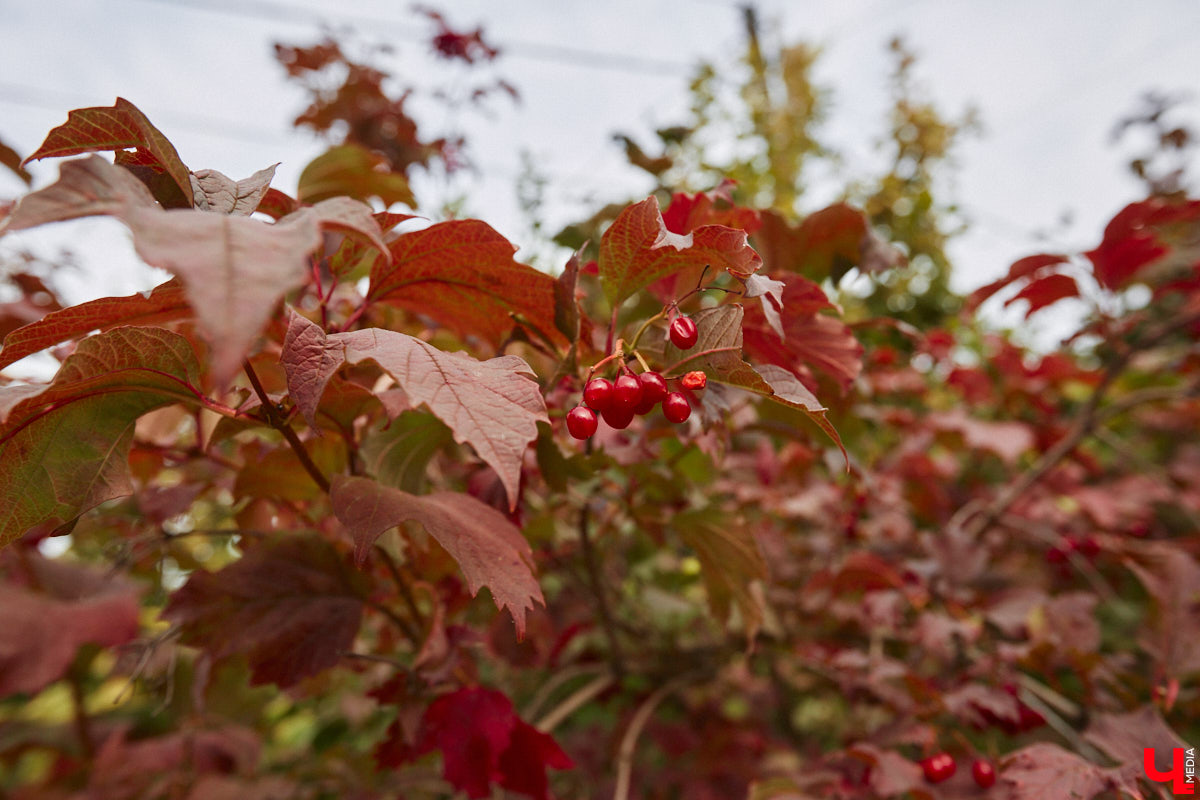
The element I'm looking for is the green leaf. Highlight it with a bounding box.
[675,509,767,639]
[298,143,416,208]
[0,327,203,547]
[361,413,454,493]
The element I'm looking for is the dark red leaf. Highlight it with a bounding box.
[0,137,32,185]
[415,687,572,800]
[331,476,543,637]
[1001,743,1143,800]
[662,179,760,236]
[752,204,902,283]
[1004,272,1081,317]
[162,535,369,687]
[967,253,1071,310]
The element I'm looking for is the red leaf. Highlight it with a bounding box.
[662,179,760,236]
[0,136,32,185]
[1083,199,1200,290]
[368,219,564,349]
[307,196,391,260]
[846,743,923,798]
[1085,706,1189,772]
[743,273,786,340]
[753,204,902,282]
[967,253,1070,310]
[189,164,278,215]
[331,476,543,637]
[0,279,190,371]
[24,97,193,206]
[741,274,862,391]
[162,535,368,687]
[598,195,761,308]
[415,687,571,799]
[1004,272,1081,317]
[1124,544,1200,676]
[929,409,1036,464]
[282,322,547,507]
[0,555,139,696]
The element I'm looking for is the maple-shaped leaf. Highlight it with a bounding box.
[741,274,862,391]
[189,164,278,215]
[297,143,416,207]
[331,476,543,637]
[753,204,903,283]
[88,725,262,800]
[0,554,139,696]
[675,509,767,639]
[234,437,345,502]
[306,196,391,261]
[0,326,203,547]
[329,210,415,280]
[966,253,1071,311]
[0,153,158,233]
[0,279,189,371]
[846,744,923,798]
[413,687,572,800]
[162,534,368,687]
[368,219,564,350]
[1002,743,1144,800]
[598,195,762,308]
[0,155,339,385]
[658,304,847,462]
[23,97,193,206]
[930,409,1036,465]
[283,318,547,507]
[662,179,761,236]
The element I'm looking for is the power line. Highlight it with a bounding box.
[130,0,693,76]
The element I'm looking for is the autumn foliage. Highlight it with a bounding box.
[0,21,1198,800]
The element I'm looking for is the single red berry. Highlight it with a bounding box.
[565,406,598,440]
[971,759,996,789]
[583,377,614,411]
[680,370,707,390]
[921,753,956,784]
[1075,535,1101,560]
[612,374,643,412]
[1045,545,1068,565]
[601,403,635,430]
[662,391,691,423]
[635,371,668,414]
[669,316,698,350]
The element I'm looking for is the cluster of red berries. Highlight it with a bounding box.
[920,753,996,789]
[565,315,706,440]
[565,369,707,439]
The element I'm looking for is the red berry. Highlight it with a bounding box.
[1075,535,1101,560]
[680,370,707,390]
[583,377,614,411]
[565,406,598,440]
[612,374,643,411]
[601,403,635,430]
[971,759,996,789]
[662,392,691,423]
[669,316,698,350]
[921,753,956,784]
[635,371,668,414]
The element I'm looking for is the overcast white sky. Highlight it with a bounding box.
[1,0,1198,346]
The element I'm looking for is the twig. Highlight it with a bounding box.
[613,677,688,800]
[242,360,330,493]
[536,672,615,733]
[578,497,626,680]
[375,545,426,631]
[365,599,420,643]
[341,651,408,669]
[524,663,609,721]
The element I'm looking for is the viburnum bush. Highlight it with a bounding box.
[0,25,1198,800]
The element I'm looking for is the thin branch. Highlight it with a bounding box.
[578,497,626,680]
[365,598,420,643]
[536,672,615,733]
[523,664,609,721]
[341,651,408,669]
[375,545,425,630]
[613,677,688,800]
[243,360,330,493]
